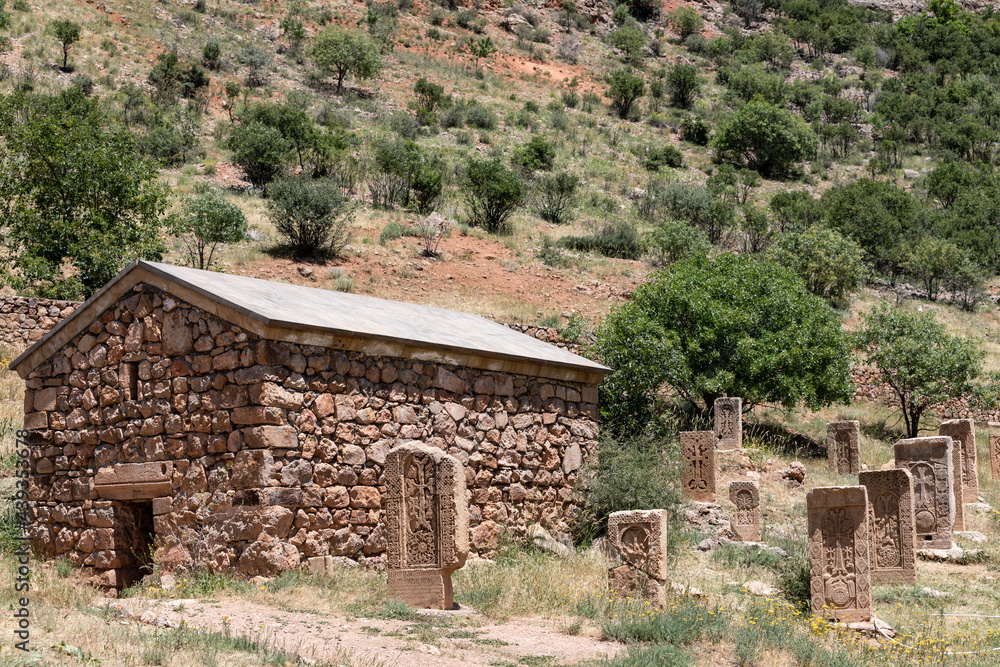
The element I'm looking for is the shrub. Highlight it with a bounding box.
[378,221,419,244]
[236,44,271,87]
[906,236,966,301]
[513,134,556,172]
[644,220,712,267]
[440,104,465,129]
[766,226,865,303]
[644,144,684,171]
[607,68,645,119]
[534,171,579,224]
[202,38,222,70]
[172,194,248,270]
[226,122,290,188]
[465,104,497,129]
[667,7,703,39]
[267,176,354,258]
[666,62,700,109]
[308,27,382,93]
[680,115,710,145]
[711,100,817,177]
[558,221,641,259]
[463,156,524,234]
[608,26,646,65]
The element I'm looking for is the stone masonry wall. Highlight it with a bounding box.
[0,296,81,352]
[24,283,599,583]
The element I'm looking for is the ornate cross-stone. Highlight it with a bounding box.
[827,420,860,475]
[807,486,871,622]
[894,437,955,549]
[681,431,716,502]
[860,469,916,585]
[729,480,761,542]
[939,419,979,503]
[607,510,669,608]
[714,397,742,450]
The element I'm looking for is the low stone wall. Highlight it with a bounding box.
[852,366,999,422]
[0,296,81,353]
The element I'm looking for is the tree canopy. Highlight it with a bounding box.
[309,27,382,92]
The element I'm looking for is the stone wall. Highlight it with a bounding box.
[24,283,600,584]
[852,366,999,422]
[0,296,81,352]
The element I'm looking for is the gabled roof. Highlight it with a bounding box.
[11,261,610,384]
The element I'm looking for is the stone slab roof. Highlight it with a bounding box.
[12,261,610,384]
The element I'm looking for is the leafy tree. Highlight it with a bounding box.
[0,88,168,299]
[226,122,291,189]
[239,102,317,170]
[854,304,987,438]
[926,161,979,209]
[666,63,700,109]
[513,135,556,172]
[608,26,646,65]
[769,190,823,233]
[309,28,382,92]
[148,52,210,103]
[50,19,81,70]
[680,115,710,145]
[667,7,703,39]
[607,68,645,119]
[906,236,966,301]
[656,182,734,244]
[172,194,248,270]
[413,78,445,126]
[594,254,854,435]
[465,35,496,75]
[463,156,524,234]
[202,38,222,70]
[534,171,579,224]
[766,226,866,303]
[731,0,763,27]
[711,100,818,177]
[644,220,712,267]
[236,44,272,87]
[267,176,354,258]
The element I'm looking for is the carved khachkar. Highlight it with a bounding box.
[385,441,469,609]
[607,510,669,607]
[859,469,916,585]
[894,437,955,549]
[827,421,861,475]
[950,444,966,532]
[714,397,742,450]
[729,481,761,542]
[991,434,1000,480]
[806,486,871,622]
[939,419,979,503]
[681,431,716,502]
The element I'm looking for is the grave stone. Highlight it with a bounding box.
[859,469,916,585]
[681,431,716,502]
[729,481,761,542]
[950,445,966,532]
[714,397,742,450]
[894,437,954,549]
[385,441,469,610]
[991,434,1000,481]
[827,420,860,475]
[939,419,979,503]
[806,486,872,622]
[607,510,669,607]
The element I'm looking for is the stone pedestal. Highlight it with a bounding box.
[859,469,916,585]
[714,397,742,450]
[807,486,871,622]
[385,441,469,610]
[894,437,955,549]
[827,421,860,475]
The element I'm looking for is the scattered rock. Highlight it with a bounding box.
[297,266,314,279]
[955,530,988,544]
[920,587,950,598]
[781,461,806,487]
[696,539,715,552]
[527,523,572,557]
[841,617,896,638]
[742,581,779,596]
[689,587,705,598]
[159,573,177,591]
[417,644,442,656]
[968,503,994,514]
[903,169,920,179]
[917,545,983,563]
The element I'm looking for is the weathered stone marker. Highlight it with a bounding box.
[991,433,1000,481]
[950,445,966,532]
[807,486,871,622]
[729,481,761,542]
[385,441,469,610]
[939,419,979,503]
[607,510,669,607]
[894,437,955,549]
[714,397,742,450]
[827,420,860,475]
[681,431,716,502]
[859,469,916,585]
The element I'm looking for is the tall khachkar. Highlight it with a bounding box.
[859,469,916,585]
[607,510,669,608]
[714,397,742,450]
[729,481,761,542]
[807,486,872,622]
[939,419,979,503]
[894,437,955,549]
[385,441,469,610]
[827,420,860,475]
[991,433,1000,480]
[681,431,716,502]
[950,444,966,532]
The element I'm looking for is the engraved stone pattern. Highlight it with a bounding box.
[859,469,915,585]
[384,441,469,609]
[894,437,955,549]
[939,419,979,503]
[950,445,966,532]
[827,421,860,475]
[681,431,716,502]
[728,481,761,542]
[608,510,669,580]
[714,398,742,450]
[806,486,871,622]
[992,434,1000,481]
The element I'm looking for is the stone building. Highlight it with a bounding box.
[14,261,608,587]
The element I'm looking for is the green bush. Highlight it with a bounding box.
[906,236,966,301]
[607,68,645,119]
[378,221,420,244]
[534,171,579,224]
[766,226,866,304]
[465,104,498,130]
[666,62,700,109]
[644,220,712,267]
[680,115,710,145]
[558,221,641,259]
[463,156,524,234]
[308,27,382,92]
[644,144,684,171]
[712,100,817,177]
[267,176,354,258]
[226,122,290,188]
[513,134,556,172]
[608,26,646,65]
[667,7,703,39]
[172,194,248,270]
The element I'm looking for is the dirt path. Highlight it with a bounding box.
[102,597,624,666]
